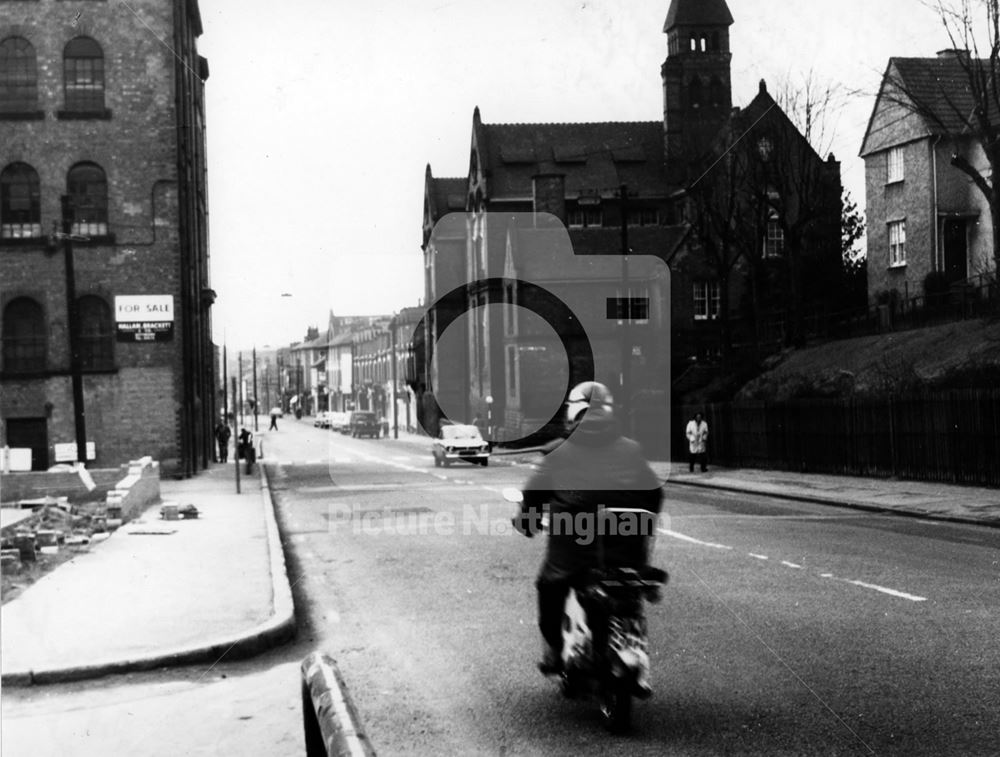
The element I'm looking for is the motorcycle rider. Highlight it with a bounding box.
[513,381,663,692]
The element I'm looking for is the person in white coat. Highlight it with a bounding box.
[685,412,709,472]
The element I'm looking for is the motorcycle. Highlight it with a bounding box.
[504,489,668,733]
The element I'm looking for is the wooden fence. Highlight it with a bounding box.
[676,388,1000,487]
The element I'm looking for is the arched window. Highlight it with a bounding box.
[64,37,105,112]
[710,77,724,107]
[67,162,108,236]
[690,36,697,52]
[2,297,46,373]
[689,77,703,109]
[1,163,41,239]
[700,36,707,52]
[78,295,114,370]
[0,37,38,113]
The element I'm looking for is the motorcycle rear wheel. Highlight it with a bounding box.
[601,675,632,734]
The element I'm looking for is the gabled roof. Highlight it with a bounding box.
[664,0,733,30]
[888,55,993,135]
[477,119,670,200]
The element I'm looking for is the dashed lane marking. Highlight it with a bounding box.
[748,553,769,560]
[781,560,804,569]
[658,528,733,550]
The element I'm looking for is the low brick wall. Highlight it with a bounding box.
[105,457,161,521]
[0,458,161,522]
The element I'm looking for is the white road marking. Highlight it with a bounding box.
[658,529,733,550]
[841,578,927,602]
[748,553,769,560]
[781,560,803,569]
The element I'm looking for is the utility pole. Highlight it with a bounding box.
[252,346,259,432]
[58,195,88,465]
[231,375,240,493]
[390,317,399,439]
[619,183,632,437]
[238,352,244,427]
[222,343,228,429]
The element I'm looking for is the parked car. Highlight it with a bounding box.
[313,411,331,429]
[328,411,351,433]
[349,410,381,438]
[432,424,490,467]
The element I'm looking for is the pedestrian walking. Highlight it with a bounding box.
[214,421,232,463]
[269,410,278,431]
[685,411,709,472]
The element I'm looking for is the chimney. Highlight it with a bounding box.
[937,48,970,61]
[532,173,566,222]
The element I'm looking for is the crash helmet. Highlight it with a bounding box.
[565,380,614,424]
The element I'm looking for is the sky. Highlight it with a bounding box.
[199,0,963,351]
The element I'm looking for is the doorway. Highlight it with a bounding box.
[5,417,49,471]
[942,218,968,284]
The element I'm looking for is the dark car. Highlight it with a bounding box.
[349,411,381,438]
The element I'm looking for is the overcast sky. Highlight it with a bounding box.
[199,0,960,350]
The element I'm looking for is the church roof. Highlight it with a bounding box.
[477,120,670,199]
[664,0,733,30]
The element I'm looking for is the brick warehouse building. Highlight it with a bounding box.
[0,0,214,475]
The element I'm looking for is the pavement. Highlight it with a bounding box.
[0,459,294,686]
[1,427,996,686]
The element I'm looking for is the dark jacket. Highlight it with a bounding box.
[519,417,663,582]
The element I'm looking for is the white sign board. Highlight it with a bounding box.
[115,295,175,342]
[54,442,96,462]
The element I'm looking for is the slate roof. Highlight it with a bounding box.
[889,56,997,135]
[478,120,670,199]
[664,0,733,30]
[430,176,466,216]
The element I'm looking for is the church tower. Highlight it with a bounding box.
[661,0,734,178]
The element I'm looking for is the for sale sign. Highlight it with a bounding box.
[115,295,175,342]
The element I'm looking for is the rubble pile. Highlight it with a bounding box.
[0,498,118,603]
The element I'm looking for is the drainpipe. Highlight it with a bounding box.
[932,134,942,271]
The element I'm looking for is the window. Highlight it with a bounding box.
[1,163,41,239]
[63,37,105,113]
[2,297,46,373]
[506,343,518,400]
[67,162,108,236]
[567,206,602,228]
[709,77,723,107]
[888,220,906,266]
[0,37,38,114]
[627,208,659,227]
[886,146,904,183]
[689,77,703,109]
[78,295,114,370]
[764,219,784,258]
[693,282,720,321]
[609,287,650,325]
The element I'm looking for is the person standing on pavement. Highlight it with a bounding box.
[686,411,709,472]
[214,421,232,463]
[269,409,278,431]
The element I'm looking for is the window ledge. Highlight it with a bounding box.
[0,237,46,248]
[885,178,904,186]
[57,109,112,121]
[0,111,45,121]
[888,262,907,269]
[73,234,116,246]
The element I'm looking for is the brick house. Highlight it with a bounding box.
[418,0,842,446]
[0,0,212,474]
[861,51,997,304]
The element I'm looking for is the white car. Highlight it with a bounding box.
[432,424,490,467]
[313,411,331,428]
[328,411,351,433]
